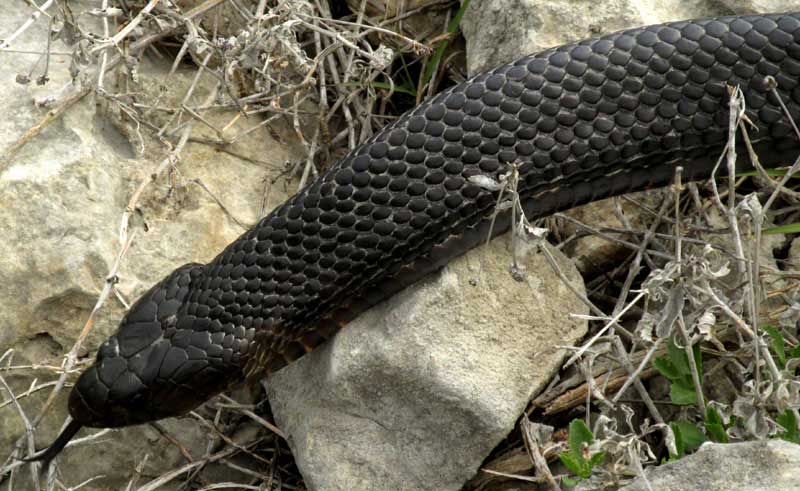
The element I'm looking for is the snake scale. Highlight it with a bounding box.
[26,11,800,466]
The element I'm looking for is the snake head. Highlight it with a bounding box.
[68,262,237,428]
[27,263,241,467]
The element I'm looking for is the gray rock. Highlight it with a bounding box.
[267,238,588,491]
[460,0,723,76]
[620,440,800,491]
[0,1,298,489]
[719,0,800,14]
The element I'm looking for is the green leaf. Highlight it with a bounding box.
[558,452,587,477]
[562,475,581,487]
[567,419,594,457]
[675,421,708,452]
[736,167,800,179]
[763,324,787,369]
[669,422,685,459]
[670,421,707,459]
[588,451,606,468]
[653,356,681,381]
[668,337,691,376]
[692,342,703,379]
[790,344,800,360]
[670,381,698,406]
[764,223,800,235]
[777,409,800,443]
[704,407,729,443]
[421,0,471,87]
[559,419,603,480]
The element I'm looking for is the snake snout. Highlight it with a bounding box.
[68,263,231,428]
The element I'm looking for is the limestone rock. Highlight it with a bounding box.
[620,440,800,491]
[460,0,724,76]
[267,238,588,491]
[719,0,800,14]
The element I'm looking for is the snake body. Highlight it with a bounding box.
[28,12,800,464]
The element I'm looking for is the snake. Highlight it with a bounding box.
[24,11,800,468]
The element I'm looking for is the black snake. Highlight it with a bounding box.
[25,11,800,467]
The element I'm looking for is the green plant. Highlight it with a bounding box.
[420,0,471,89]
[559,419,605,486]
[704,406,729,443]
[762,324,800,368]
[668,420,708,460]
[653,337,703,405]
[777,409,800,443]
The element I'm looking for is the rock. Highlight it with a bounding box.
[0,1,298,489]
[719,0,800,14]
[460,0,724,76]
[620,440,800,491]
[267,238,588,491]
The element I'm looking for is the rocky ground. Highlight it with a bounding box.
[1,1,800,490]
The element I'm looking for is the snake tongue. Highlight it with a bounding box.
[20,419,83,473]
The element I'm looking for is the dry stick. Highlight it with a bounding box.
[695,283,783,380]
[520,420,559,491]
[90,0,162,54]
[187,414,274,468]
[298,13,431,55]
[608,191,673,327]
[672,167,706,412]
[313,1,358,149]
[0,0,55,50]
[553,214,675,261]
[97,0,111,89]
[294,16,386,68]
[564,291,646,368]
[749,82,800,382]
[611,337,665,425]
[0,373,37,490]
[678,313,706,413]
[620,194,724,234]
[0,85,90,168]
[124,454,150,491]
[0,381,59,411]
[157,51,214,138]
[135,446,242,491]
[189,179,249,229]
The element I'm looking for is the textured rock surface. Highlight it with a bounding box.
[620,440,800,491]
[267,238,588,491]
[461,0,723,75]
[0,1,297,489]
